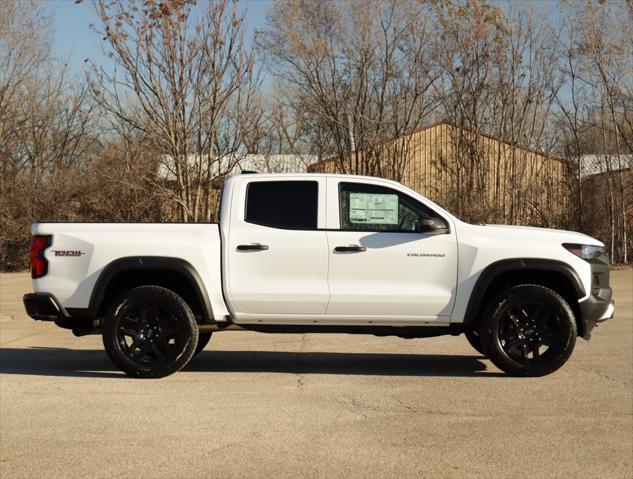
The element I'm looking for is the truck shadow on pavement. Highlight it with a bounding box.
[0,347,504,378]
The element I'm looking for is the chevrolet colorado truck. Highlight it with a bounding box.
[23,173,614,378]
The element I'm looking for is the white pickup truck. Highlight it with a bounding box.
[24,173,614,378]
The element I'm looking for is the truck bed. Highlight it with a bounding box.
[31,223,228,319]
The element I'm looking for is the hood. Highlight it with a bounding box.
[478,224,603,246]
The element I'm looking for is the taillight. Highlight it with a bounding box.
[30,235,52,279]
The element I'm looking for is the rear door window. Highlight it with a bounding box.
[245,181,318,230]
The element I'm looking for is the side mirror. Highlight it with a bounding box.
[418,217,448,234]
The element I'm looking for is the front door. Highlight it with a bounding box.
[326,179,458,320]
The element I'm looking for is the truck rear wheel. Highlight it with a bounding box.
[102,285,199,378]
[479,284,577,377]
[194,332,212,356]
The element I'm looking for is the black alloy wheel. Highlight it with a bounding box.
[465,329,486,356]
[497,301,563,362]
[479,284,577,376]
[193,332,213,356]
[116,303,188,365]
[103,286,198,378]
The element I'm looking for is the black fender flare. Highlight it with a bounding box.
[462,258,585,329]
[87,256,214,322]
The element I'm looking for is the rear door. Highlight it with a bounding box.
[224,177,329,320]
[325,178,458,321]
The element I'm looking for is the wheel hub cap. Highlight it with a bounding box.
[498,301,564,363]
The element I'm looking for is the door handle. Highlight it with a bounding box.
[237,243,269,251]
[334,245,366,253]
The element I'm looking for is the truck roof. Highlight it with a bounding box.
[227,172,402,185]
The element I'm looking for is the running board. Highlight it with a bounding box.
[200,323,462,338]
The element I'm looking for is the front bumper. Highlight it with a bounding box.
[23,293,69,321]
[578,257,614,340]
[579,295,614,340]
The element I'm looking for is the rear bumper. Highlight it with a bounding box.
[23,293,69,321]
[23,293,97,335]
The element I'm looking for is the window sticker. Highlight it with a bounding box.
[349,192,398,224]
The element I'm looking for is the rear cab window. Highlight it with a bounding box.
[245,181,318,230]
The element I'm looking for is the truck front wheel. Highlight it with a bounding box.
[102,285,199,378]
[464,329,486,356]
[479,284,577,376]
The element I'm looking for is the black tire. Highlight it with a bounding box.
[194,332,213,356]
[479,284,577,377]
[102,285,199,378]
[465,329,486,356]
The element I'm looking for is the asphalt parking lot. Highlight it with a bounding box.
[1,270,631,479]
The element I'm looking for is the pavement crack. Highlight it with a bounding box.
[395,397,417,413]
[350,397,370,418]
[580,368,631,387]
[394,398,453,416]
[0,326,57,346]
[335,396,383,418]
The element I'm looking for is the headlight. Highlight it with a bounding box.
[562,243,604,260]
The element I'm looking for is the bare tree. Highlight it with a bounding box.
[89,0,263,222]
[430,0,510,219]
[557,0,632,263]
[0,1,103,271]
[260,0,439,180]
[556,11,589,231]
[430,1,563,223]
[0,0,51,176]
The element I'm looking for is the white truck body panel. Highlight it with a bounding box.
[24,173,615,379]
[323,177,458,320]
[31,173,602,326]
[450,221,597,324]
[222,176,330,318]
[31,223,229,320]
